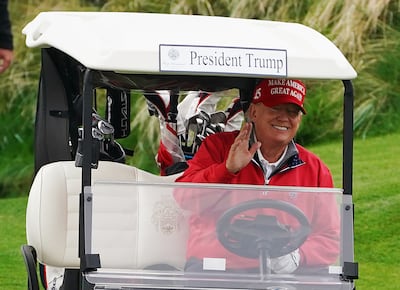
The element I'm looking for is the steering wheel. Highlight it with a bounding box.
[216,199,311,259]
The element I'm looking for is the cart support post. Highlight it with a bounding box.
[341,80,358,282]
[342,80,354,195]
[79,69,101,278]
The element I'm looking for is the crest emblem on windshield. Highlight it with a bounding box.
[151,197,185,235]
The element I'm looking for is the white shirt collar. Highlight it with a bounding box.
[257,145,288,167]
[256,139,288,182]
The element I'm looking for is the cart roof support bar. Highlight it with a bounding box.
[342,80,354,195]
[79,69,100,277]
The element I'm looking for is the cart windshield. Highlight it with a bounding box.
[84,181,350,290]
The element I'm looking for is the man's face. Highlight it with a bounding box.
[248,103,302,147]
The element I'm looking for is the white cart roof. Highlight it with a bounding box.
[23,12,356,80]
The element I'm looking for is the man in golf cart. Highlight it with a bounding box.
[20,10,359,290]
[174,78,340,274]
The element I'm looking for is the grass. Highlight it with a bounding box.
[1,133,399,289]
[310,133,400,289]
[0,197,28,289]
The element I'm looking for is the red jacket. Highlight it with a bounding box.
[175,131,340,269]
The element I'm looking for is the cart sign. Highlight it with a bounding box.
[160,44,287,76]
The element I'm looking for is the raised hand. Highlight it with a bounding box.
[225,122,261,174]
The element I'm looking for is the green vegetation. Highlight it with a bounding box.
[1,0,400,197]
[2,134,399,289]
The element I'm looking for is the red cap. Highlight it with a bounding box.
[252,79,307,114]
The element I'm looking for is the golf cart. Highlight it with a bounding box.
[21,12,358,290]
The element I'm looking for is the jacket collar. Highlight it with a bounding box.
[249,127,305,177]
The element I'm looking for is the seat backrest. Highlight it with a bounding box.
[26,161,188,270]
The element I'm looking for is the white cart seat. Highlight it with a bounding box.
[26,161,187,270]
